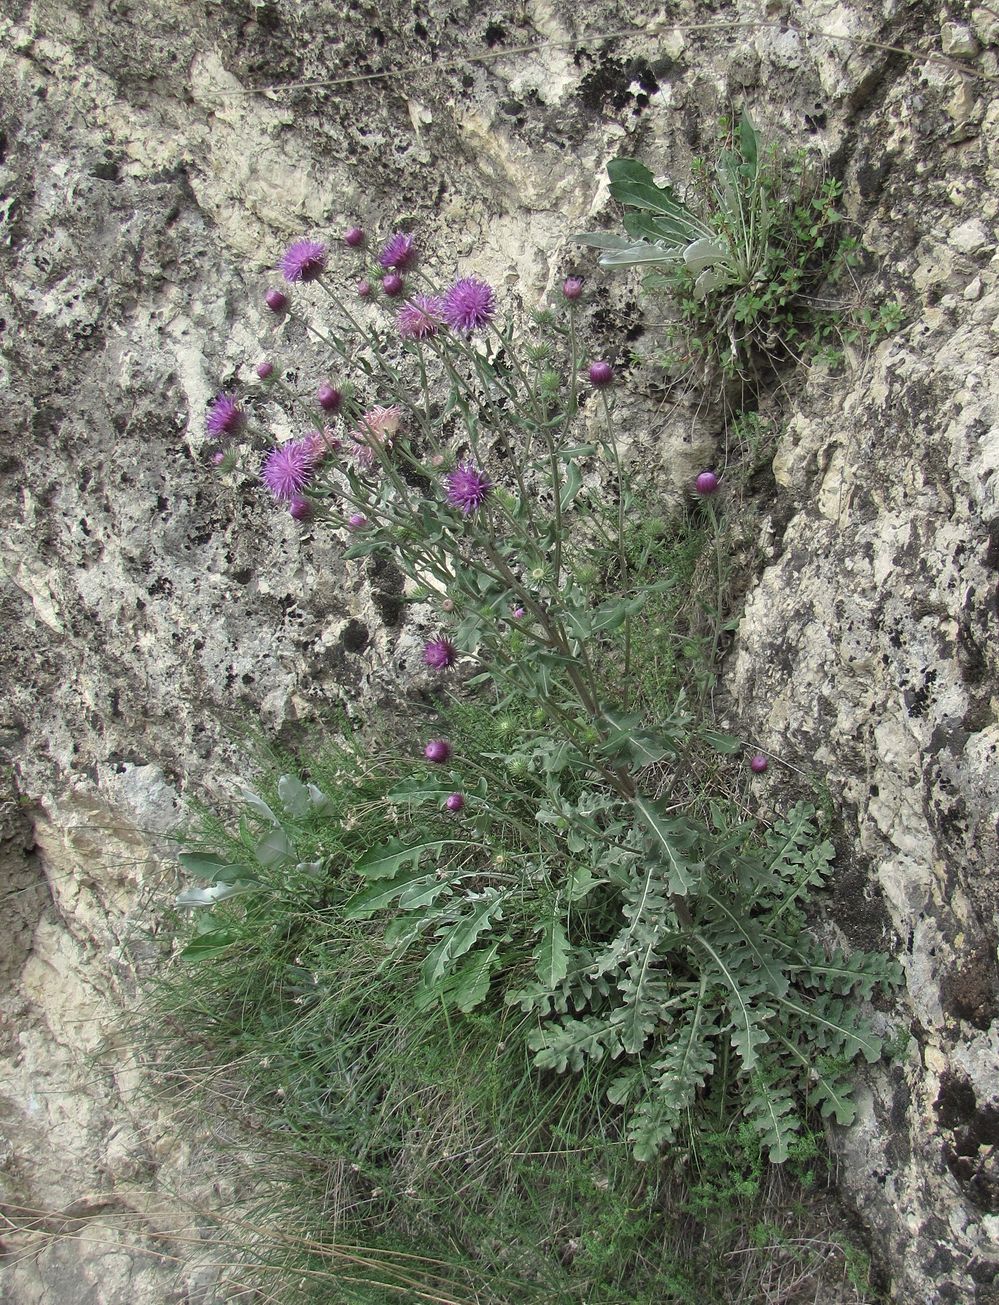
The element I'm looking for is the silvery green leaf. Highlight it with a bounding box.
[278,774,311,817]
[683,236,728,274]
[693,266,731,300]
[177,880,258,908]
[598,242,682,269]
[256,827,295,866]
[295,860,324,879]
[239,787,278,825]
[306,783,329,810]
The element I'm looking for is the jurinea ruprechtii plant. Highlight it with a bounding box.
[189,224,899,1162]
[573,111,883,382]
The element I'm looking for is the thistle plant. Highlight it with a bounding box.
[189,222,900,1162]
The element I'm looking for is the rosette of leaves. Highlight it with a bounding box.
[342,736,901,1164]
[573,111,851,380]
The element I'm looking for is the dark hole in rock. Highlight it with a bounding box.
[341,619,369,653]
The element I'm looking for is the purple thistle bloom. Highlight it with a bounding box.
[424,739,452,765]
[695,470,719,495]
[750,753,769,773]
[265,288,288,313]
[261,439,318,500]
[424,636,457,670]
[587,360,614,388]
[289,496,312,521]
[347,512,368,530]
[344,226,365,247]
[563,276,584,300]
[397,294,445,341]
[445,792,464,813]
[280,238,328,283]
[378,232,417,270]
[256,361,274,379]
[442,277,496,334]
[382,273,404,297]
[446,461,492,515]
[206,393,246,437]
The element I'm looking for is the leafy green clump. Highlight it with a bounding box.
[575,111,897,383]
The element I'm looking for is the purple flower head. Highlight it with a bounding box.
[563,276,584,300]
[280,238,328,283]
[587,360,614,388]
[378,232,417,270]
[261,439,318,500]
[347,512,368,530]
[255,360,274,380]
[445,792,464,813]
[695,471,719,496]
[265,287,288,313]
[344,226,365,248]
[357,279,373,299]
[206,393,246,438]
[443,277,496,334]
[423,739,452,765]
[424,636,457,671]
[317,383,342,413]
[211,450,225,466]
[382,273,404,297]
[446,461,492,515]
[750,753,769,774]
[512,606,525,620]
[396,294,445,341]
[289,496,312,521]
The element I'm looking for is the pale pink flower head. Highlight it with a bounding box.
[350,405,402,469]
[397,294,445,341]
[304,426,342,459]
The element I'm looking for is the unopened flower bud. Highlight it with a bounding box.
[344,226,364,247]
[563,276,584,300]
[265,288,288,313]
[317,383,342,412]
[695,471,719,495]
[382,273,404,297]
[255,360,274,379]
[587,360,614,388]
[750,753,769,773]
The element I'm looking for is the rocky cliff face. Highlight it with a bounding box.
[1,0,996,1300]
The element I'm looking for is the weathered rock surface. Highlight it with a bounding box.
[1,0,997,1299]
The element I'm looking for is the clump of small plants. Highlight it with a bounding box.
[574,111,901,384]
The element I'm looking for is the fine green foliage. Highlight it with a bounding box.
[574,111,900,383]
[151,733,882,1303]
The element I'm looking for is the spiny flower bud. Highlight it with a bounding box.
[696,471,719,495]
[445,793,464,813]
[317,383,342,412]
[344,226,364,247]
[424,739,452,765]
[750,753,769,773]
[563,276,584,300]
[265,288,288,313]
[255,361,274,379]
[587,360,614,388]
